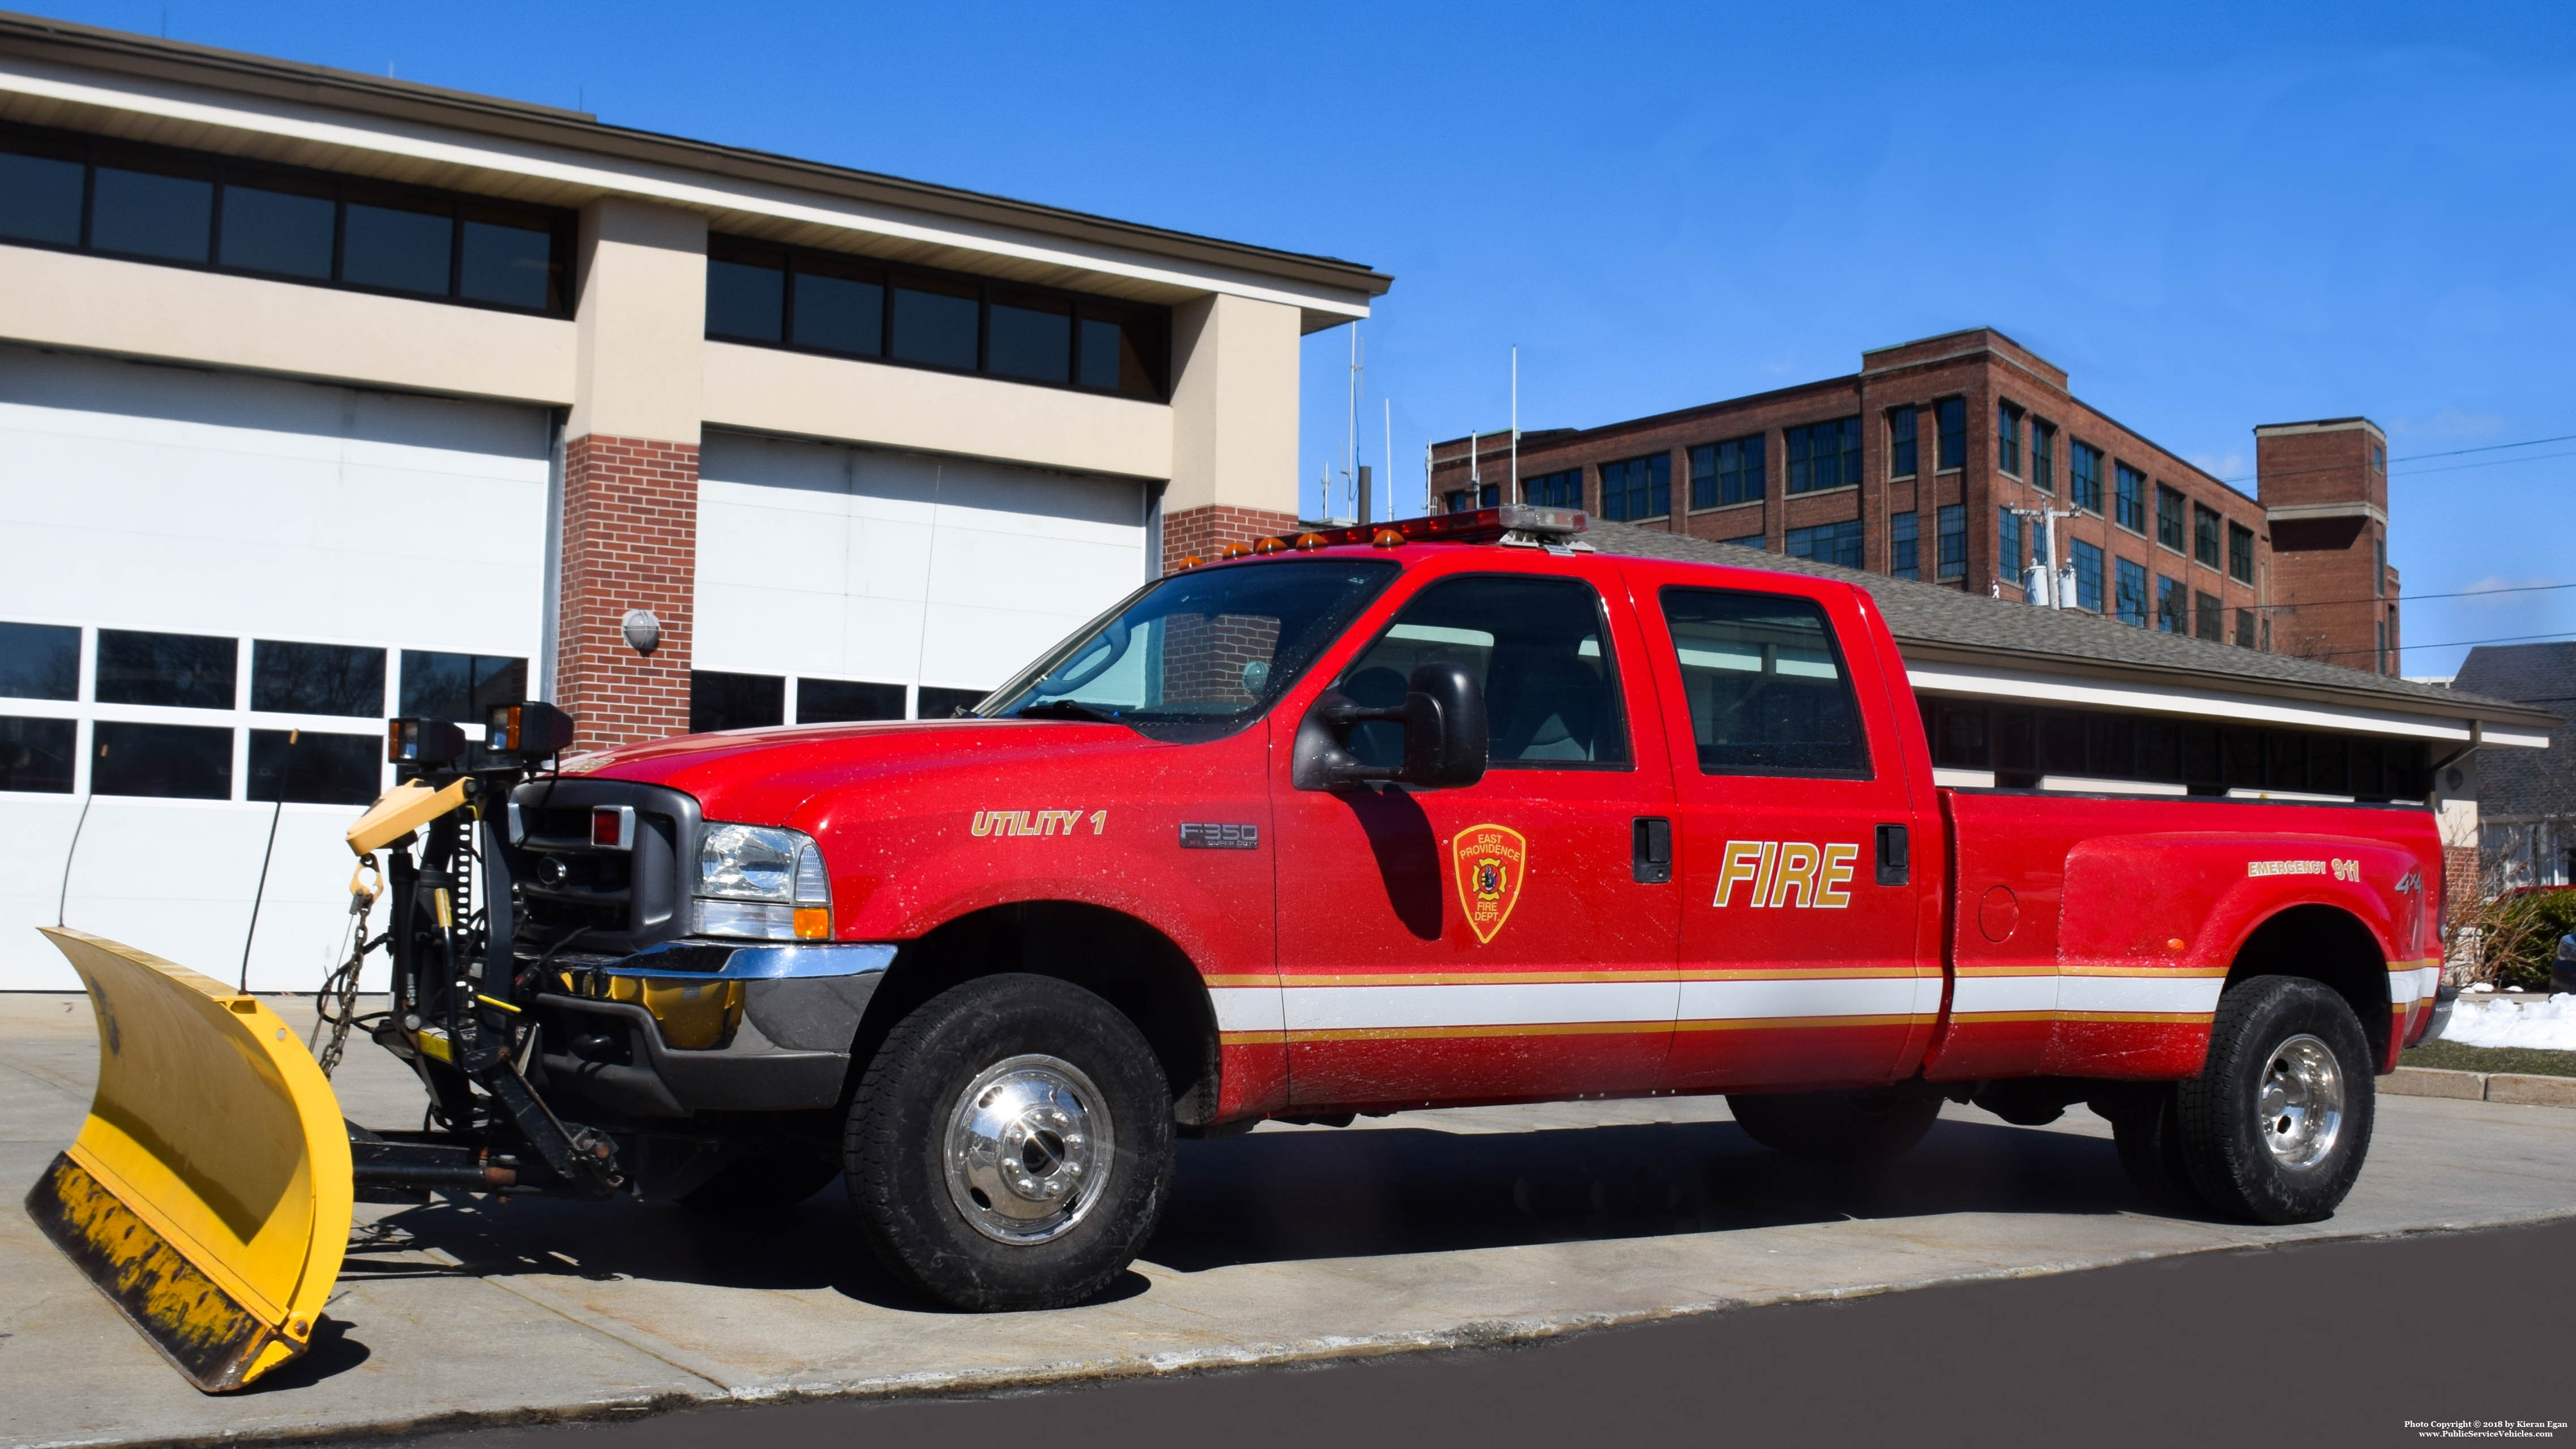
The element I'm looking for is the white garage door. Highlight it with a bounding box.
[0,345,550,991]
[695,430,1150,721]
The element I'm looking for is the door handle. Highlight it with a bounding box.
[1876,824,1909,886]
[1633,817,1672,884]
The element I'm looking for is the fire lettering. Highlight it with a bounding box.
[1713,840,1859,910]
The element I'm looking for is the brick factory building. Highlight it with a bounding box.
[1430,329,2398,675]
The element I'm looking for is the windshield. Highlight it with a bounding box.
[981,558,1400,731]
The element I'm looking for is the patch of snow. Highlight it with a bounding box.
[2440,992,2576,1052]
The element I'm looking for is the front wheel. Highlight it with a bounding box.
[844,974,1174,1310]
[2175,975,2375,1224]
[1726,1087,1941,1163]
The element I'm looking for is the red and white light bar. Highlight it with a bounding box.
[1178,505,1589,568]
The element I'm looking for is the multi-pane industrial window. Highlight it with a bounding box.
[2192,505,2222,569]
[1890,511,1920,580]
[2156,486,2187,553]
[2071,540,2104,612]
[2194,590,2223,642]
[1936,398,1967,470]
[1785,418,1862,493]
[2156,575,2186,633]
[1690,436,1765,508]
[1598,453,1671,521]
[2235,608,2257,649]
[1527,468,1583,509]
[2114,464,2147,533]
[1996,404,2022,476]
[1721,533,1766,550]
[1936,504,1967,580]
[0,122,570,313]
[706,234,1168,400]
[2228,522,2256,584]
[1999,508,2024,581]
[1889,409,1918,477]
[2115,559,2149,626]
[2374,537,2387,596]
[2030,422,2056,495]
[1445,485,1501,513]
[2072,442,2104,514]
[1785,520,1863,568]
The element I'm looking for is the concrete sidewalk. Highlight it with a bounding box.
[4,991,2573,1448]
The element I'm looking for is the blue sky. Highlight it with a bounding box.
[35,1,2576,675]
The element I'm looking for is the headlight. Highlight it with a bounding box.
[694,823,832,940]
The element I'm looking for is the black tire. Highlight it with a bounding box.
[676,1150,841,1212]
[1726,1087,1941,1163]
[2175,975,2375,1224]
[2106,1085,2208,1214]
[844,973,1173,1311]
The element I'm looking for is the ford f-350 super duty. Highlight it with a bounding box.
[464,507,2442,1310]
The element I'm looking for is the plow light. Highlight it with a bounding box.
[387,717,467,766]
[485,701,576,761]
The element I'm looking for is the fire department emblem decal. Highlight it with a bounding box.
[1450,823,1529,945]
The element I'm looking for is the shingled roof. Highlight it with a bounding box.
[1581,520,2559,733]
[2452,644,2576,818]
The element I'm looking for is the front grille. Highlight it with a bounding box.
[500,778,701,957]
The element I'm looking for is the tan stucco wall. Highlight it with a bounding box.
[1167,293,1300,516]
[570,199,707,444]
[700,341,1172,482]
[0,242,575,404]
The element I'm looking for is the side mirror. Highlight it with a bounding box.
[1292,661,1489,792]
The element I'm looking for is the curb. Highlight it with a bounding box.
[2385,1066,2576,1108]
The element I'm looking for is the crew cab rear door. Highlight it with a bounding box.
[1268,556,1682,1108]
[1621,563,1942,1091]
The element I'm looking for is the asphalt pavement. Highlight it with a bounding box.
[392,1215,2576,1449]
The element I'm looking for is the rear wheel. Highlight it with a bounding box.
[1726,1087,1941,1163]
[2175,975,2374,1224]
[844,974,1173,1310]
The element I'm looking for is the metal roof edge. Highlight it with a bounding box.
[0,10,1394,300]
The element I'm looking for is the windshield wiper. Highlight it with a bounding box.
[1015,700,1124,723]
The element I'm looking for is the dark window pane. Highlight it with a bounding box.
[797,678,906,724]
[690,671,784,732]
[1889,409,1918,477]
[247,728,380,804]
[0,715,75,792]
[917,685,985,719]
[1661,587,1868,778]
[707,256,785,342]
[91,165,212,261]
[252,640,385,717]
[218,183,335,278]
[1936,398,1966,470]
[93,721,231,799]
[1528,468,1582,508]
[0,150,84,245]
[1785,520,1863,568]
[1890,510,1919,580]
[458,215,554,309]
[790,265,884,356]
[0,622,79,700]
[399,651,527,720]
[1341,575,1625,768]
[343,199,452,295]
[96,629,234,708]
[1077,308,1162,396]
[988,293,1071,383]
[891,277,979,369]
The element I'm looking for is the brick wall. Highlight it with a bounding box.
[556,432,698,752]
[1162,503,1300,575]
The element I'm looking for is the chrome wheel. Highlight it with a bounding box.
[942,1053,1112,1244]
[2256,1032,2344,1172]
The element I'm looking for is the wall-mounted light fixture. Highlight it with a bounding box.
[621,608,661,657]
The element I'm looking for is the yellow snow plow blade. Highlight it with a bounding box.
[24,928,352,1393]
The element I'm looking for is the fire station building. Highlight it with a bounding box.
[0,15,1377,988]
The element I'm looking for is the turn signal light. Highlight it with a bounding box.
[793,907,832,940]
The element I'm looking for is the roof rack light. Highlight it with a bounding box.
[1179,507,1588,567]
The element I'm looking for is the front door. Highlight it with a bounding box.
[1633,573,1940,1092]
[1270,563,1681,1108]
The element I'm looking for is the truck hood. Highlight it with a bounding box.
[562,718,1169,822]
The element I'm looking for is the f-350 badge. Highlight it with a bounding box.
[1450,823,1528,945]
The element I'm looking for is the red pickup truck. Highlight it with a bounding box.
[512,506,2443,1311]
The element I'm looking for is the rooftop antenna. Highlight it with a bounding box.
[1467,430,1482,506]
[1346,327,1363,525]
[1509,346,1519,505]
[1384,398,1394,523]
[1423,439,1434,515]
